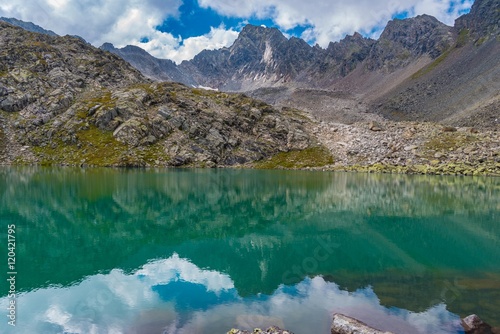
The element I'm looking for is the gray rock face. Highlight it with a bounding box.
[323,32,376,78]
[177,24,324,90]
[331,314,394,334]
[455,0,500,37]
[365,14,453,71]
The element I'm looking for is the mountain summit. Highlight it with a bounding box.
[102,13,457,91]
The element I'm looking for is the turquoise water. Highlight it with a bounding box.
[0,167,499,333]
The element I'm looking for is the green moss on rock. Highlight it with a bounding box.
[411,47,452,79]
[456,29,470,48]
[33,126,127,166]
[423,132,478,157]
[255,146,334,169]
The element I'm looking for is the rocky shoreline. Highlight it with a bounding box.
[226,313,500,334]
[2,111,499,177]
[287,118,500,176]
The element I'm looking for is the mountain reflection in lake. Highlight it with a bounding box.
[0,167,499,333]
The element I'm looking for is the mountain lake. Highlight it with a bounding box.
[0,167,499,333]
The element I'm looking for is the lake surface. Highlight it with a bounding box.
[0,167,499,334]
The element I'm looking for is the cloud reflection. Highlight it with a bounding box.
[0,254,464,334]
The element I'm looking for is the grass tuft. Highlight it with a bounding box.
[255,146,334,169]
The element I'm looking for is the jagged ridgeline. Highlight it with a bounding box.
[102,0,499,128]
[0,21,330,167]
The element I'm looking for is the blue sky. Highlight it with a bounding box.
[157,0,313,43]
[0,0,473,63]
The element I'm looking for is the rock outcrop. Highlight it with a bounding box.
[225,314,500,334]
[462,314,500,334]
[364,14,453,71]
[0,21,316,167]
[227,327,293,334]
[331,314,393,334]
[455,0,500,37]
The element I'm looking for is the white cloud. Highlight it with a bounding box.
[198,0,472,46]
[135,252,235,291]
[0,0,238,63]
[134,25,239,64]
[0,0,182,50]
[0,260,464,334]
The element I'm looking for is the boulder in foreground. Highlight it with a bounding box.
[461,314,499,334]
[331,313,393,334]
[227,326,293,334]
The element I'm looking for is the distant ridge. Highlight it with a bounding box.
[0,17,58,36]
[100,43,197,85]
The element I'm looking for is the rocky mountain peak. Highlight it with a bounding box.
[365,14,454,71]
[238,24,288,44]
[379,14,453,53]
[229,24,289,63]
[100,42,116,51]
[326,32,375,60]
[455,0,500,37]
[352,32,363,39]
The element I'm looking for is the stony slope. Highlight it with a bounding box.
[374,0,500,128]
[0,21,318,168]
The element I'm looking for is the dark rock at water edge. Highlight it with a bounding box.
[462,314,500,334]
